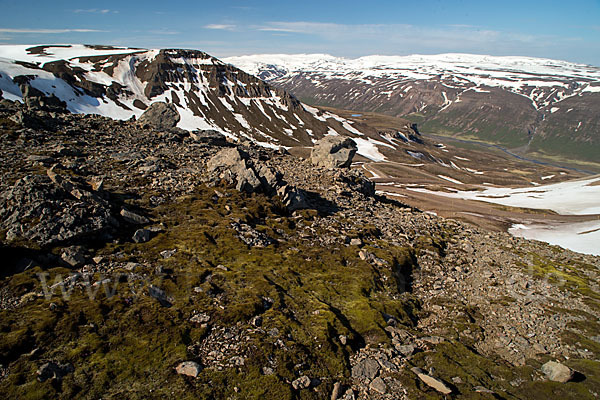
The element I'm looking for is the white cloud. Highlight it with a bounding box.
[149,30,180,35]
[252,21,584,59]
[256,21,368,34]
[0,28,104,33]
[74,9,117,14]
[204,24,236,31]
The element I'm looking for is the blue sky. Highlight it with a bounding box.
[1,0,599,65]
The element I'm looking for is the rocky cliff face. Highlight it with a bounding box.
[225,54,600,162]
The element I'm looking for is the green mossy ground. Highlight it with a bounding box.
[0,185,421,398]
[1,185,599,399]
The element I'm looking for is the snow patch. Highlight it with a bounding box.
[408,176,600,215]
[353,138,387,162]
[437,175,463,185]
[509,220,600,256]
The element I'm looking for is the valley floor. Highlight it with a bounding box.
[365,165,600,256]
[320,106,600,257]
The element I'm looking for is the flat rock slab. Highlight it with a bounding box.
[369,376,387,394]
[120,209,149,225]
[412,367,452,395]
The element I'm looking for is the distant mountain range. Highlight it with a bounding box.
[225,54,600,162]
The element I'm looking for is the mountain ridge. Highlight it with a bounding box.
[224,53,600,162]
[0,44,423,159]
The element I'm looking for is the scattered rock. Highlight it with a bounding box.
[190,312,211,324]
[331,381,342,399]
[369,376,387,394]
[292,375,312,390]
[206,148,262,193]
[1,92,599,399]
[256,164,282,194]
[349,238,362,246]
[26,154,53,164]
[60,246,86,267]
[120,209,150,225]
[278,185,309,211]
[160,249,177,259]
[189,129,226,145]
[351,358,380,380]
[0,174,114,246]
[132,228,151,243]
[230,221,275,247]
[148,285,172,307]
[395,344,416,356]
[421,336,445,344]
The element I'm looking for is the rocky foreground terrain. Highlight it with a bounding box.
[0,96,599,399]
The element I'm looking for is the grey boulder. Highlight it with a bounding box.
[132,228,151,243]
[207,148,262,193]
[138,102,180,130]
[351,358,380,381]
[541,361,574,383]
[175,361,202,378]
[311,136,357,168]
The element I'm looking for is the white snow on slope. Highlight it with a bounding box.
[0,44,141,66]
[510,220,600,256]
[408,176,600,215]
[437,175,463,185]
[225,53,600,109]
[0,45,290,140]
[225,53,600,84]
[407,176,600,256]
[353,138,389,162]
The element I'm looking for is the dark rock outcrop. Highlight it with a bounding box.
[37,362,74,382]
[0,173,115,247]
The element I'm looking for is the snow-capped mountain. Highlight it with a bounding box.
[225,53,600,162]
[0,44,418,154]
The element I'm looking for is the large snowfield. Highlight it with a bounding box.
[409,176,600,256]
[509,220,600,257]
